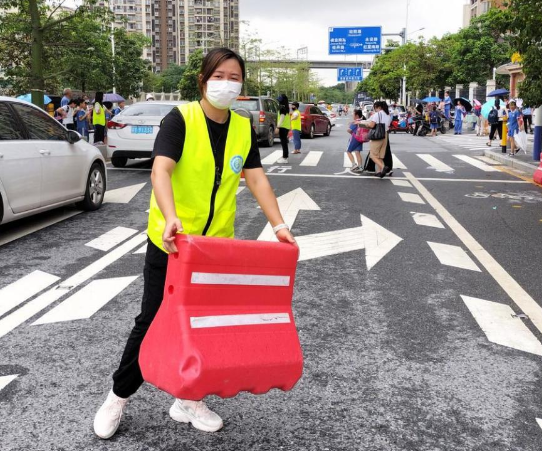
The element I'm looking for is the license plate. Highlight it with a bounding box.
[131,125,153,134]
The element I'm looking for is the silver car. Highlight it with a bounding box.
[230,96,279,147]
[0,97,106,224]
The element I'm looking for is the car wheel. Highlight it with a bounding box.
[324,123,331,136]
[78,163,105,211]
[111,156,128,168]
[309,124,315,139]
[262,126,274,147]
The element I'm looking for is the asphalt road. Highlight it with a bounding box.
[2,116,542,451]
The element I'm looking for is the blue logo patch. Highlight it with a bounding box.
[230,155,243,174]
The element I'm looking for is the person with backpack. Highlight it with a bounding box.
[429,105,439,137]
[346,109,365,171]
[486,99,505,146]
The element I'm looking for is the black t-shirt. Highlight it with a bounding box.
[152,108,262,170]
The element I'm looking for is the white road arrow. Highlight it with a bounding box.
[104,182,147,204]
[258,188,321,241]
[296,214,402,270]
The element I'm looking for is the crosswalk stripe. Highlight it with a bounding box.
[427,242,480,271]
[300,151,323,167]
[32,276,139,325]
[343,153,352,168]
[411,212,445,229]
[392,155,407,170]
[398,192,425,204]
[453,155,500,172]
[104,183,147,204]
[85,226,138,251]
[0,374,18,392]
[416,154,454,172]
[461,295,542,356]
[133,244,147,254]
[0,271,60,318]
[261,150,282,165]
[391,180,412,187]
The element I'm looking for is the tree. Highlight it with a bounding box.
[507,0,542,105]
[159,64,185,92]
[179,49,203,101]
[112,28,150,98]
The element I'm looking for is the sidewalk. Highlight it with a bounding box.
[483,142,539,174]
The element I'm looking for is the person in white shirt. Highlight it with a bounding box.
[358,101,390,178]
[56,98,77,130]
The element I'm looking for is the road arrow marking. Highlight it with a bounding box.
[462,295,542,356]
[391,180,412,187]
[85,226,138,251]
[411,212,445,229]
[296,215,402,269]
[398,192,425,204]
[428,242,481,271]
[258,188,321,241]
[33,276,139,325]
[104,183,147,204]
[0,375,18,392]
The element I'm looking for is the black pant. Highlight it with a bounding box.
[524,115,532,133]
[364,135,393,172]
[94,124,105,143]
[112,239,168,398]
[489,122,502,141]
[279,127,289,158]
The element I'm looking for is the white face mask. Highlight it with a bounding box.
[205,80,243,110]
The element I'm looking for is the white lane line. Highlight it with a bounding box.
[427,242,481,271]
[133,243,147,254]
[0,209,81,247]
[0,233,147,339]
[462,295,542,356]
[104,183,147,204]
[0,374,18,392]
[391,180,412,187]
[191,313,290,329]
[267,173,529,183]
[236,186,246,195]
[261,150,283,165]
[300,151,323,167]
[411,212,445,229]
[537,418,542,431]
[475,156,501,165]
[343,153,353,168]
[85,226,138,251]
[398,192,425,204]
[32,276,139,325]
[416,154,454,173]
[392,155,407,170]
[405,171,542,335]
[453,155,500,172]
[0,271,60,318]
[191,273,290,286]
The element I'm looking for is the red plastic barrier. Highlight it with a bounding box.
[139,234,303,400]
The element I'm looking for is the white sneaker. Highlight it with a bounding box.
[276,157,288,164]
[169,399,223,433]
[93,390,129,439]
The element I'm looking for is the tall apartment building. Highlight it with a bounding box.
[103,0,239,72]
[462,0,506,27]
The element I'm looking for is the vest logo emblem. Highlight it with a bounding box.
[230,155,243,174]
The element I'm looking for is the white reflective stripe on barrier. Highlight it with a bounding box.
[191,272,290,286]
[190,313,291,329]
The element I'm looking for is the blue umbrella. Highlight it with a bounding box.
[16,93,52,104]
[487,88,509,97]
[422,96,442,103]
[104,92,125,103]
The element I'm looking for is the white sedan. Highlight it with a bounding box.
[107,101,187,167]
[318,106,337,126]
[0,97,106,225]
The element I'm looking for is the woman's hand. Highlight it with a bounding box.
[276,228,296,244]
[162,217,183,253]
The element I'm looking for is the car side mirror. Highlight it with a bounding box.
[67,130,81,144]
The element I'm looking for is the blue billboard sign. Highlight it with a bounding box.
[337,67,363,82]
[329,26,382,55]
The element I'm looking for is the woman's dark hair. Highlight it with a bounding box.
[198,48,245,95]
[103,101,113,109]
[495,99,500,108]
[432,105,437,111]
[380,101,389,115]
[278,93,289,114]
[95,92,103,105]
[354,109,363,119]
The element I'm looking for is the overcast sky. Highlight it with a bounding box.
[239,0,466,86]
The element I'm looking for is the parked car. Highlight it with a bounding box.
[317,106,337,126]
[0,97,106,224]
[107,101,187,167]
[230,96,279,147]
[362,103,374,118]
[297,103,332,138]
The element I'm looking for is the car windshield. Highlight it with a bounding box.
[231,99,259,111]
[120,103,177,117]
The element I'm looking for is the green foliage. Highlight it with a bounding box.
[179,49,203,101]
[159,64,186,92]
[316,84,352,104]
[112,28,150,98]
[507,0,542,105]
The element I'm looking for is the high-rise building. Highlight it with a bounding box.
[462,0,506,27]
[103,0,239,72]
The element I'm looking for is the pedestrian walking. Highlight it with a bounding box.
[56,98,77,131]
[429,105,439,137]
[454,101,466,135]
[507,100,522,156]
[75,98,90,140]
[93,92,106,145]
[93,47,295,440]
[290,101,302,155]
[522,105,532,134]
[60,88,72,107]
[486,99,505,146]
[275,93,290,164]
[346,109,365,171]
[358,101,390,178]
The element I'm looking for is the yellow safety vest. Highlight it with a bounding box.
[93,102,106,126]
[147,101,252,252]
[279,107,291,129]
[290,110,301,131]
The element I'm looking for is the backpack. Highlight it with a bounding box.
[430,112,438,124]
[488,108,499,125]
[354,125,370,143]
